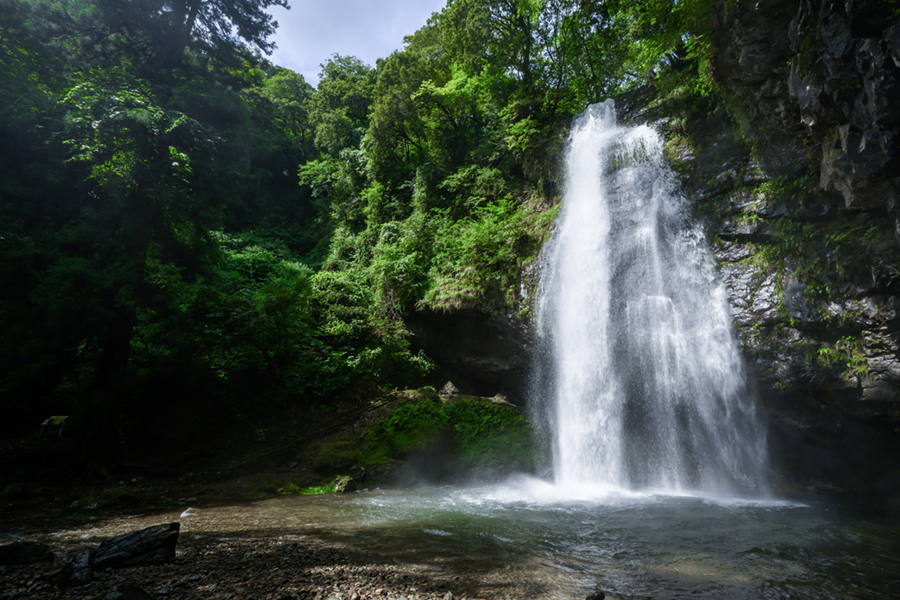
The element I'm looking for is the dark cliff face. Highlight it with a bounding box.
[406,308,533,399]
[634,0,900,502]
[712,0,900,211]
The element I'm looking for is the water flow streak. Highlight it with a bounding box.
[535,101,767,495]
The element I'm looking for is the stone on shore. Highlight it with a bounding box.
[53,547,95,587]
[94,522,180,570]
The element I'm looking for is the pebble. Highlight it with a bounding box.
[2,534,545,600]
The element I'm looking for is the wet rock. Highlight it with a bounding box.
[94,523,180,570]
[54,547,95,587]
[348,464,367,483]
[0,541,53,565]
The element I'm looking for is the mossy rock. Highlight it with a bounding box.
[313,440,358,474]
[332,475,357,493]
[391,388,439,402]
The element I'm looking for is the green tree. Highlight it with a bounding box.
[19,0,291,66]
[56,67,217,462]
[308,54,375,155]
[152,0,291,63]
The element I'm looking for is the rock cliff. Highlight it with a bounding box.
[405,0,900,503]
[633,0,900,501]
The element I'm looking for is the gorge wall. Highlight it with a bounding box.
[406,0,900,503]
[629,0,900,502]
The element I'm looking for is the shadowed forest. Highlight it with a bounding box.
[2,0,899,488]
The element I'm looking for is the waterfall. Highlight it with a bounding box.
[533,101,768,495]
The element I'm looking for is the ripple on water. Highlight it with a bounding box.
[333,480,900,600]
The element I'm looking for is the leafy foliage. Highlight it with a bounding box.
[0,0,753,467]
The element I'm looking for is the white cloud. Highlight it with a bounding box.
[267,0,447,86]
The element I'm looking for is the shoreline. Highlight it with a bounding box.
[1,496,574,600]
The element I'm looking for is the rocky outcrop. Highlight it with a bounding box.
[406,308,532,400]
[606,0,900,502]
[703,0,900,501]
[712,0,900,212]
[94,523,180,570]
[622,88,900,501]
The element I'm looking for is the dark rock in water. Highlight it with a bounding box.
[332,475,357,493]
[348,464,367,483]
[101,584,155,600]
[0,541,54,565]
[53,547,95,587]
[94,523,180,569]
[585,592,605,600]
[366,459,409,484]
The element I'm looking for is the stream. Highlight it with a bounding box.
[6,478,899,600]
[271,481,900,600]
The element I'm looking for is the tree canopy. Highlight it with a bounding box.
[0,0,729,466]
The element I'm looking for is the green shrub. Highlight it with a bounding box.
[276,481,337,495]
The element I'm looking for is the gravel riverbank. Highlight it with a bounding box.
[1,502,569,600]
[2,535,549,600]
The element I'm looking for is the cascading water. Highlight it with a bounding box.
[534,100,768,495]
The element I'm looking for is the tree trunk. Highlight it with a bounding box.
[163,0,203,63]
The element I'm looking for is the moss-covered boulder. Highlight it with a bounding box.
[311,388,540,484]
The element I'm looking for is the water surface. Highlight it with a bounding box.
[151,479,899,600]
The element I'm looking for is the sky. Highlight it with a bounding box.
[267,0,448,86]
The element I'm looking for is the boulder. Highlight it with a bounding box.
[94,522,180,570]
[438,381,461,397]
[70,547,95,584]
[54,547,95,587]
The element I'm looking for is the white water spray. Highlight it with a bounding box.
[534,101,767,495]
